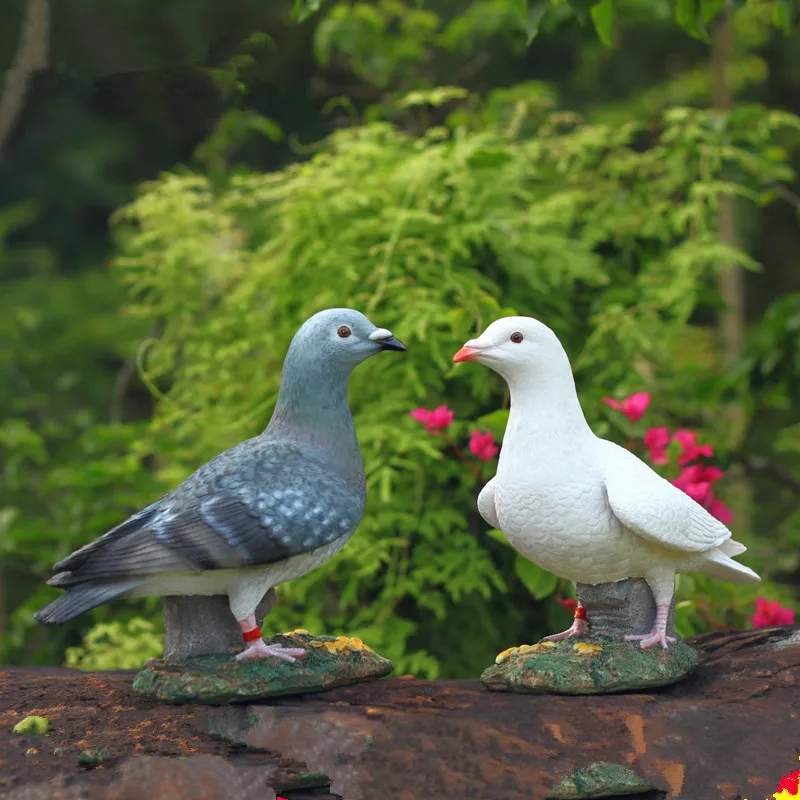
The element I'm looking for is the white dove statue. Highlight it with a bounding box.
[453,316,759,650]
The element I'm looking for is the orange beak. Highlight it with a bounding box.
[452,345,477,363]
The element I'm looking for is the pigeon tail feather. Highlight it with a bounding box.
[34,579,143,624]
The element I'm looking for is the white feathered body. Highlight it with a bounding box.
[482,391,759,600]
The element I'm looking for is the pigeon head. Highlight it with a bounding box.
[285,308,406,375]
[453,316,565,381]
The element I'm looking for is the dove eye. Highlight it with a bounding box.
[510,332,523,343]
[337,326,352,338]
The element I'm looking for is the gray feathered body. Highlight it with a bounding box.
[34,308,396,626]
[35,436,365,623]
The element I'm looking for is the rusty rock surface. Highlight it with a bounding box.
[2,627,799,799]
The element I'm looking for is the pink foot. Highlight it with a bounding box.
[543,602,590,641]
[235,639,308,663]
[624,631,676,650]
[624,601,675,650]
[543,617,590,642]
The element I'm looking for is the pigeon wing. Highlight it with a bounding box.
[49,441,364,586]
[599,439,731,553]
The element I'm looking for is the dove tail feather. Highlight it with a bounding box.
[718,538,747,557]
[697,546,760,584]
[34,580,143,624]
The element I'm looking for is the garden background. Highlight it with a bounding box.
[1,0,799,678]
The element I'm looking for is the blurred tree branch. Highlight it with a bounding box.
[0,0,49,155]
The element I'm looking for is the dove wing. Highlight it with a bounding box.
[599,439,730,553]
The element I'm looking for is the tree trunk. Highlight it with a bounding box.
[0,0,49,154]
[711,3,751,530]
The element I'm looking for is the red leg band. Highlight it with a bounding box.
[574,605,588,622]
[242,626,263,643]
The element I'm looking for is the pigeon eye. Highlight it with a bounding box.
[510,332,523,343]
[337,326,352,338]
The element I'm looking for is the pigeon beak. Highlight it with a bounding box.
[453,344,478,363]
[369,328,407,352]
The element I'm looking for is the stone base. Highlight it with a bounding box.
[547,762,658,799]
[132,631,394,704]
[480,635,698,695]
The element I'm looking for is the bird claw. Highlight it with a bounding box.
[543,618,590,642]
[624,632,675,650]
[235,641,308,663]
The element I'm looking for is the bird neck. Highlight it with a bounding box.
[265,365,363,480]
[502,358,593,453]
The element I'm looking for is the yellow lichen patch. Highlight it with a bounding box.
[496,640,560,663]
[293,629,310,634]
[495,647,516,664]
[307,635,373,655]
[572,642,601,656]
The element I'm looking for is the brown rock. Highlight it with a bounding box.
[109,755,275,799]
[2,628,799,799]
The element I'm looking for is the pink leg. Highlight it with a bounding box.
[625,603,676,650]
[235,614,307,663]
[543,602,590,641]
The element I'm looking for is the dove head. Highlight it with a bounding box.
[454,315,565,372]
[288,308,406,373]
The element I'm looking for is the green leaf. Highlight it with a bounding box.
[476,409,510,440]
[522,0,551,44]
[675,0,709,41]
[567,0,595,24]
[291,0,321,23]
[515,555,559,599]
[773,0,792,31]
[700,0,726,25]
[590,0,614,46]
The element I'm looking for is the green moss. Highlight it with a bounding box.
[547,762,658,798]
[481,635,697,694]
[78,747,108,769]
[132,632,393,704]
[12,716,50,735]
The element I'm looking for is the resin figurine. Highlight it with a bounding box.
[454,316,759,691]
[36,309,404,697]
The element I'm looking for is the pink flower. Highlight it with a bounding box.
[750,596,795,628]
[673,464,724,489]
[410,405,454,433]
[673,465,733,522]
[556,597,577,613]
[672,428,714,465]
[708,498,733,524]
[603,392,651,423]
[643,426,671,465]
[468,430,499,462]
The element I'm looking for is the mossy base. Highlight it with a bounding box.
[547,762,658,798]
[481,635,698,694]
[132,631,394,704]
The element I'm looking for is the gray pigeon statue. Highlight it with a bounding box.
[35,308,406,662]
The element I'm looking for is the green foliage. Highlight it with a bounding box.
[294,0,800,42]
[64,618,164,671]
[104,84,800,675]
